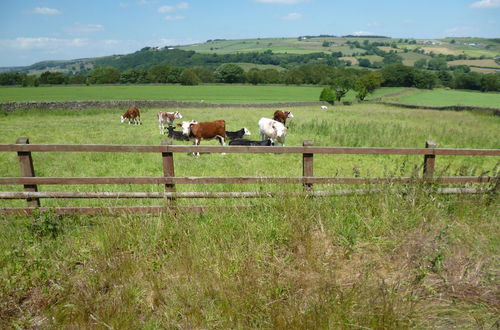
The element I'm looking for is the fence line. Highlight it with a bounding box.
[0,137,498,214]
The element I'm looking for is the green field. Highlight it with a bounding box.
[394,88,500,108]
[1,93,499,327]
[1,103,498,209]
[0,84,325,103]
[2,85,499,109]
[178,37,364,56]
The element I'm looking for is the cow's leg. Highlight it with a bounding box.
[217,135,226,155]
[194,138,200,156]
[159,123,164,134]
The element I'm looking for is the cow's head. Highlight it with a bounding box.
[174,111,183,119]
[286,111,294,119]
[120,115,126,123]
[179,120,197,136]
[243,127,251,136]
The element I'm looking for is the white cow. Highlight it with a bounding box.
[258,117,288,146]
[158,111,183,135]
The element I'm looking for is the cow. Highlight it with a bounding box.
[321,105,328,110]
[166,125,190,141]
[178,120,227,156]
[229,139,274,146]
[258,117,288,146]
[273,110,294,125]
[158,111,183,135]
[225,127,251,140]
[120,107,141,125]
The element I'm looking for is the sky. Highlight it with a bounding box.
[0,0,499,67]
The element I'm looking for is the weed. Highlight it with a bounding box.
[28,210,64,239]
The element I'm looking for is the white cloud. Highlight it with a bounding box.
[65,23,104,35]
[158,2,189,13]
[282,12,303,20]
[470,0,500,8]
[33,7,61,15]
[256,0,305,4]
[0,37,88,50]
[352,31,374,36]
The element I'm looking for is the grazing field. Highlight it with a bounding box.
[0,84,324,103]
[393,88,500,108]
[1,103,499,328]
[177,37,364,56]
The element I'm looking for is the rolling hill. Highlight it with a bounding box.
[1,36,499,75]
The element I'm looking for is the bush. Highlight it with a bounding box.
[319,87,335,104]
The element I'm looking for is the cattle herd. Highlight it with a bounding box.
[120,107,295,154]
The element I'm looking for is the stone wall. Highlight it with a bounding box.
[373,101,500,116]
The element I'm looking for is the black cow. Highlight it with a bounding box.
[229,139,274,146]
[225,127,251,140]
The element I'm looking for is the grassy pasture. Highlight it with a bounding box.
[1,103,498,209]
[178,37,361,55]
[394,88,500,108]
[1,102,499,328]
[0,84,324,103]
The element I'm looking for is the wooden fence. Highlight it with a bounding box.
[0,137,498,215]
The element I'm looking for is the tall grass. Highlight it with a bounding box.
[1,188,498,328]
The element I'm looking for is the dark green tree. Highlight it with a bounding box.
[246,68,264,85]
[480,73,500,92]
[214,64,245,83]
[87,67,121,84]
[427,57,447,71]
[356,71,383,100]
[358,58,371,68]
[179,68,201,85]
[329,69,357,102]
[39,71,66,84]
[147,65,182,83]
[382,53,403,66]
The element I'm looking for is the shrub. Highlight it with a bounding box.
[319,87,335,104]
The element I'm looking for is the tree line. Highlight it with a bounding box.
[1,62,498,94]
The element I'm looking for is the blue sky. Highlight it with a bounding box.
[0,0,499,67]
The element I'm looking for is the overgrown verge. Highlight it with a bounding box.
[0,186,498,328]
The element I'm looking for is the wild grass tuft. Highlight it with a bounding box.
[1,187,498,328]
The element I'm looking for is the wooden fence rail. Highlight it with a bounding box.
[0,137,498,215]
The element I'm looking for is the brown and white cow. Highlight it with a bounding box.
[120,107,142,125]
[273,110,294,125]
[157,111,183,134]
[178,120,227,156]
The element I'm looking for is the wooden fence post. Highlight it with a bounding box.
[423,140,437,180]
[303,140,314,192]
[161,139,176,204]
[16,137,40,207]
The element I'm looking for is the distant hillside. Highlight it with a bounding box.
[1,36,499,74]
